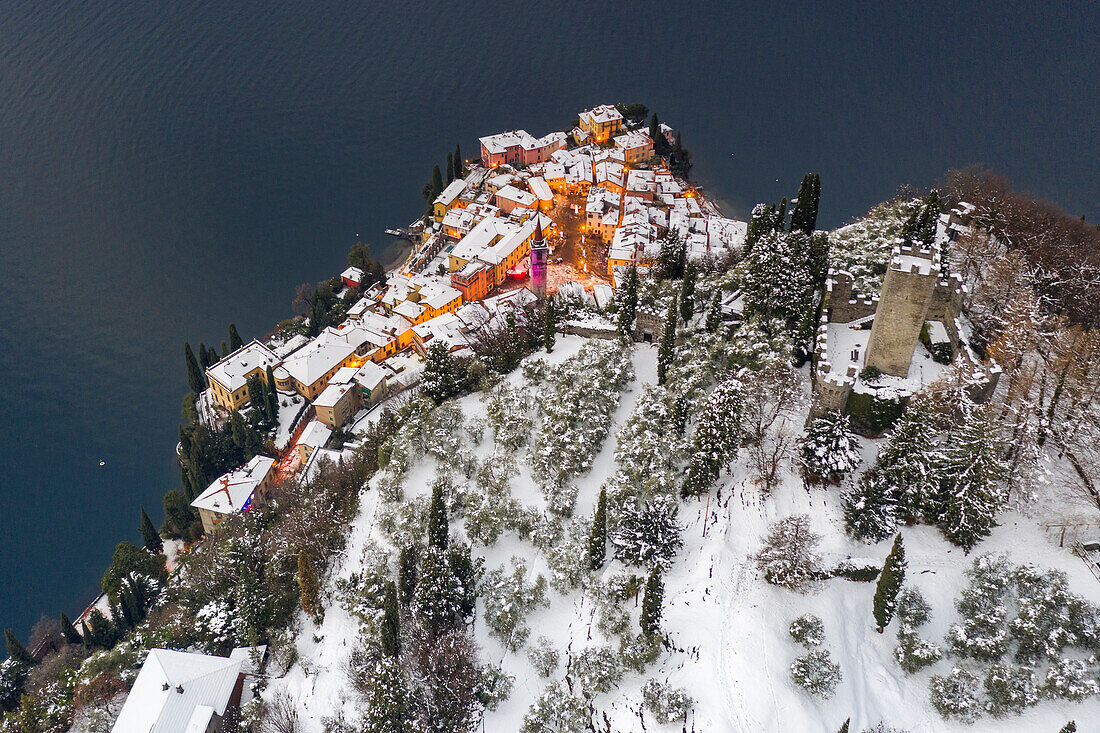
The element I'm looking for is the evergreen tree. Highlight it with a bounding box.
[744,203,772,255]
[80,620,93,649]
[264,365,279,424]
[934,407,1008,551]
[362,656,413,733]
[543,299,555,353]
[431,165,444,199]
[228,323,244,351]
[297,549,321,621]
[617,265,639,340]
[380,581,400,658]
[184,342,205,394]
[657,230,686,280]
[873,534,907,632]
[221,341,229,357]
[773,197,788,231]
[679,264,696,324]
[454,143,462,180]
[740,230,814,326]
[412,546,463,637]
[1060,722,1077,733]
[85,609,115,648]
[422,342,460,404]
[446,152,454,184]
[682,377,744,496]
[4,631,35,668]
[800,410,861,482]
[427,480,449,551]
[139,506,163,553]
[398,544,419,606]
[163,489,196,539]
[640,568,663,638]
[587,488,608,570]
[789,173,821,235]
[705,291,723,332]
[59,612,82,645]
[837,719,850,733]
[657,296,677,385]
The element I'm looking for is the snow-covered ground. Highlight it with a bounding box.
[266,335,1100,732]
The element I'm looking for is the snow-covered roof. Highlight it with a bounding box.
[280,323,378,386]
[313,381,356,409]
[496,185,537,208]
[111,648,244,733]
[297,421,332,450]
[433,179,466,207]
[528,176,553,202]
[592,283,614,310]
[341,266,363,283]
[206,340,280,393]
[579,104,623,126]
[353,360,389,391]
[614,130,653,151]
[191,455,276,516]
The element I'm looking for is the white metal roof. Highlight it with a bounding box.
[205,340,280,393]
[191,455,275,516]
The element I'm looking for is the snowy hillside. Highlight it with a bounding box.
[264,334,1100,732]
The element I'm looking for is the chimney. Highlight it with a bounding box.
[176,685,184,694]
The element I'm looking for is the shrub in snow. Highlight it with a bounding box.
[789,649,842,698]
[946,554,1013,662]
[334,542,391,624]
[1009,564,1100,663]
[543,481,579,518]
[620,632,662,673]
[480,558,548,652]
[929,666,983,723]
[529,341,633,487]
[983,662,1038,718]
[612,385,685,500]
[570,645,623,698]
[485,384,532,451]
[789,614,825,648]
[829,558,880,582]
[376,494,429,547]
[1040,658,1099,701]
[193,599,245,650]
[528,637,560,678]
[476,663,515,711]
[520,681,588,733]
[754,515,822,592]
[842,473,900,544]
[544,523,589,593]
[890,592,940,678]
[800,410,861,482]
[611,495,683,571]
[641,679,694,724]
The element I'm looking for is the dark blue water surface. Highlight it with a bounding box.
[0,0,1096,638]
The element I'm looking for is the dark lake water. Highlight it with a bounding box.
[0,0,1096,638]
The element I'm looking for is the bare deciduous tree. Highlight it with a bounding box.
[741,364,806,492]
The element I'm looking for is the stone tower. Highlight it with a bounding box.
[530,218,548,299]
[864,242,940,377]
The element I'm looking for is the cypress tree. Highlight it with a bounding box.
[838,719,850,733]
[298,549,321,621]
[446,152,454,184]
[773,197,788,231]
[617,265,639,341]
[265,365,279,423]
[657,295,677,386]
[543,299,556,353]
[873,534,907,632]
[362,656,412,732]
[59,612,82,645]
[184,342,205,394]
[454,143,462,179]
[790,173,821,235]
[588,488,608,570]
[744,203,772,255]
[228,323,244,351]
[117,591,136,629]
[198,342,209,368]
[380,581,400,657]
[427,481,449,550]
[679,263,696,324]
[398,544,419,606]
[5,630,36,667]
[705,291,722,332]
[1059,722,1077,733]
[80,620,93,649]
[640,568,663,638]
[431,165,444,199]
[140,506,163,553]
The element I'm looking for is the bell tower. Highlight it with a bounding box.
[530,218,549,299]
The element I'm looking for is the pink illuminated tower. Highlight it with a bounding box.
[530,218,548,299]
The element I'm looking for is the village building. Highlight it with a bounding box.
[432,178,467,222]
[479,129,566,168]
[613,130,654,165]
[205,340,280,412]
[578,105,624,143]
[494,184,537,214]
[111,647,263,733]
[341,266,364,289]
[352,360,389,407]
[313,380,360,430]
[191,455,277,534]
[296,420,332,463]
